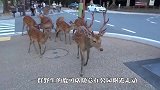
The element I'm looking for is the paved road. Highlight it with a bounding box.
[1,8,160,42]
[63,10,160,41]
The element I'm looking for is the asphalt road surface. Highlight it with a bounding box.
[63,10,160,41]
[7,9,160,42]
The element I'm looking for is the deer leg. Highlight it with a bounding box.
[28,40,33,53]
[69,33,71,45]
[42,44,46,55]
[80,50,84,77]
[84,49,90,66]
[49,29,52,40]
[55,29,61,42]
[22,23,25,36]
[59,31,62,41]
[55,30,58,42]
[38,42,42,55]
[64,32,67,44]
[77,45,80,59]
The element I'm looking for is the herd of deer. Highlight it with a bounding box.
[22,11,109,77]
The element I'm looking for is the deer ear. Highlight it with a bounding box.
[85,21,88,26]
[91,31,94,36]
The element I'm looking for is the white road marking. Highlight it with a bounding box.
[0,32,15,36]
[146,19,150,21]
[94,20,100,22]
[107,24,115,27]
[0,30,14,33]
[146,16,157,24]
[121,28,136,33]
[151,22,157,24]
[87,18,91,20]
[105,32,160,48]
[0,21,15,36]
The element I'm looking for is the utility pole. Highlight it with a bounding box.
[79,0,85,19]
[49,0,51,7]
[82,0,85,19]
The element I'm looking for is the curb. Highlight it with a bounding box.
[6,30,160,49]
[62,8,160,16]
[107,10,160,16]
[94,31,160,49]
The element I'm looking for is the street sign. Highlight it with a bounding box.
[149,0,155,6]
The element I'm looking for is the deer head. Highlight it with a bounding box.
[84,11,109,51]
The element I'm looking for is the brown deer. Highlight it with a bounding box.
[55,17,75,44]
[72,12,95,34]
[28,25,50,56]
[39,14,54,40]
[22,16,37,36]
[72,17,85,34]
[73,11,109,77]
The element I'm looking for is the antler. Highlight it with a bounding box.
[88,12,94,29]
[99,11,109,36]
[85,12,94,30]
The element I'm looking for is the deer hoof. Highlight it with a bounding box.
[49,37,52,41]
[77,56,79,59]
[40,56,42,58]
[80,73,83,77]
[84,63,87,66]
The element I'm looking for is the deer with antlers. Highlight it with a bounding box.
[39,14,54,40]
[28,25,50,56]
[55,17,75,44]
[22,16,37,36]
[73,11,109,77]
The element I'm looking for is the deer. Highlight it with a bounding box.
[27,25,50,56]
[39,14,54,40]
[72,17,85,34]
[73,11,109,77]
[55,17,75,44]
[22,16,37,36]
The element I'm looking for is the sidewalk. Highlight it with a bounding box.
[0,35,160,90]
[112,7,160,14]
